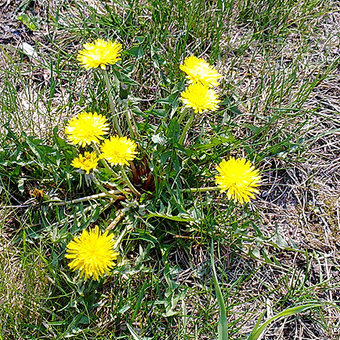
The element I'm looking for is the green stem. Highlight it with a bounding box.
[177,108,188,125]
[178,113,195,144]
[181,186,218,193]
[92,143,130,197]
[124,109,137,138]
[109,71,137,138]
[92,143,118,178]
[112,220,132,249]
[102,69,123,137]
[45,190,124,206]
[121,166,140,197]
[92,175,118,198]
[105,209,126,232]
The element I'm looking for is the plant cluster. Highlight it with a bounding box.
[60,38,262,282]
[1,0,338,336]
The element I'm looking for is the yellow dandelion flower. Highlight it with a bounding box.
[66,226,119,281]
[181,82,220,113]
[180,55,221,87]
[65,112,109,147]
[71,152,99,174]
[215,157,261,204]
[100,136,137,166]
[77,39,123,70]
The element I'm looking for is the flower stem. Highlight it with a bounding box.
[92,143,118,178]
[102,69,123,137]
[92,175,119,198]
[124,109,137,138]
[114,223,132,248]
[178,113,195,145]
[92,143,130,197]
[181,186,218,193]
[45,190,125,206]
[105,209,126,232]
[177,108,188,125]
[121,166,140,197]
[110,71,137,138]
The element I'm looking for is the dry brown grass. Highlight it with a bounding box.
[0,220,50,338]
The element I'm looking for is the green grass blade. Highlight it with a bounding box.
[211,241,228,340]
[247,303,323,340]
[126,323,142,340]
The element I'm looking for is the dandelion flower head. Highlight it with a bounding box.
[71,152,99,174]
[65,112,109,147]
[77,39,122,70]
[215,157,261,204]
[181,82,220,113]
[100,136,137,166]
[180,55,221,87]
[66,226,119,281]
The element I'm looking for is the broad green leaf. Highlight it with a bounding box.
[127,46,144,59]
